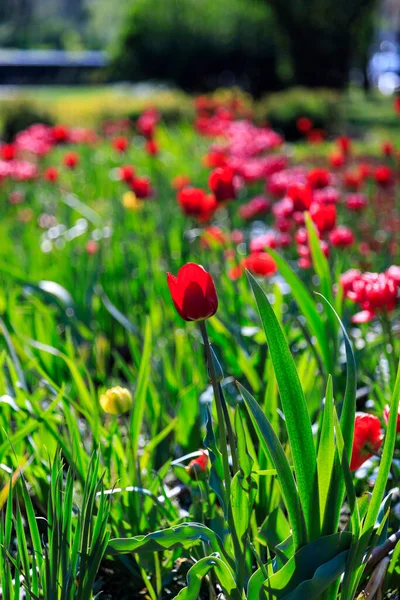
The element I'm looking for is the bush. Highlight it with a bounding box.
[256,87,344,140]
[1,103,54,142]
[112,0,281,96]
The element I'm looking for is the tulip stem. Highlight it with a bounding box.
[199,321,232,497]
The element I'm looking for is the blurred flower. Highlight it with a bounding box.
[336,135,352,156]
[239,196,270,220]
[242,252,277,277]
[63,151,79,169]
[208,166,236,202]
[340,268,399,322]
[52,124,70,144]
[119,165,135,183]
[130,176,153,198]
[86,240,99,255]
[112,136,129,153]
[296,116,313,133]
[200,226,226,249]
[186,450,208,480]
[393,96,400,115]
[310,203,336,233]
[44,166,59,182]
[345,193,367,212]
[287,182,313,211]
[145,139,159,156]
[137,108,160,139]
[383,405,400,433]
[167,263,218,321]
[329,226,354,248]
[0,143,16,161]
[177,187,217,221]
[350,412,383,471]
[123,191,142,210]
[382,141,394,157]
[374,166,393,187]
[100,386,132,415]
[9,191,24,205]
[307,168,331,189]
[306,129,326,144]
[172,174,191,191]
[329,151,344,169]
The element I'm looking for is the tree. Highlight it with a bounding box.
[265,0,378,88]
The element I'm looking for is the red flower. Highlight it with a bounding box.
[307,129,326,144]
[239,196,270,220]
[208,166,236,202]
[112,136,129,153]
[288,183,312,211]
[130,176,153,198]
[382,141,394,157]
[177,187,217,221]
[374,166,393,187]
[336,135,352,156]
[350,413,383,471]
[52,124,70,144]
[393,96,400,115]
[296,117,313,133]
[329,151,344,168]
[310,203,336,233]
[167,263,218,321]
[0,143,16,161]
[383,405,400,433]
[186,451,209,479]
[345,193,367,212]
[119,165,135,182]
[63,151,79,169]
[343,170,363,191]
[145,139,159,156]
[307,168,331,189]
[137,108,159,139]
[329,226,354,248]
[200,226,226,249]
[172,174,191,191]
[341,269,399,322]
[86,240,99,255]
[242,253,277,277]
[44,166,59,182]
[202,148,228,168]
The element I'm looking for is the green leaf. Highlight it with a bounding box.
[108,523,224,555]
[317,376,335,526]
[264,532,352,598]
[130,316,152,462]
[268,249,332,373]
[281,550,349,600]
[237,382,306,550]
[246,270,319,542]
[174,554,241,600]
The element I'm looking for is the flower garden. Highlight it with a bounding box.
[0,92,400,599]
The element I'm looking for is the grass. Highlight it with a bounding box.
[0,95,399,597]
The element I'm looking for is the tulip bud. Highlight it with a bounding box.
[185,451,208,480]
[100,386,132,415]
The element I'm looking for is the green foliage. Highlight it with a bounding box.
[112,0,281,94]
[256,87,344,139]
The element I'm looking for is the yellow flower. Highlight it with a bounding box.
[122,191,142,211]
[100,386,132,415]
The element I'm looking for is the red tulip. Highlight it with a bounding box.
[145,139,159,156]
[383,405,400,433]
[119,165,135,182]
[177,187,217,221]
[345,193,367,212]
[287,183,313,211]
[44,166,59,182]
[130,176,153,198]
[63,151,79,169]
[374,166,392,187]
[112,136,129,153]
[167,263,218,321]
[329,151,344,169]
[171,174,191,191]
[350,413,383,471]
[208,166,236,202]
[310,203,336,233]
[242,253,277,277]
[336,135,352,156]
[52,124,70,143]
[382,141,394,157]
[186,450,209,479]
[329,226,354,248]
[393,96,400,115]
[296,117,313,134]
[307,168,331,189]
[0,143,16,161]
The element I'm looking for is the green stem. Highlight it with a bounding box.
[381,310,397,383]
[199,321,232,498]
[218,383,240,475]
